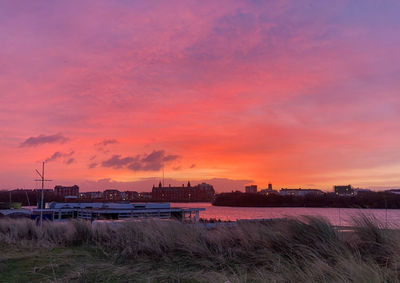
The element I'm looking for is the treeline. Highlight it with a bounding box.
[212,191,400,208]
[0,190,64,206]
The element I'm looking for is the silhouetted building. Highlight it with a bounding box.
[33,189,54,193]
[334,185,353,196]
[353,188,371,195]
[103,189,121,201]
[280,188,324,196]
[138,192,152,200]
[259,183,278,195]
[79,191,103,199]
[259,188,279,195]
[245,185,257,193]
[54,185,79,197]
[152,182,215,202]
[122,191,139,201]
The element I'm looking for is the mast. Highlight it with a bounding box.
[35,162,52,225]
[25,190,30,206]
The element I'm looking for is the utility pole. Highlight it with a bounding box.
[35,162,52,226]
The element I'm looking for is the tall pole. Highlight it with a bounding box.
[25,190,30,206]
[162,161,165,187]
[35,162,51,226]
[40,162,44,225]
[385,197,388,229]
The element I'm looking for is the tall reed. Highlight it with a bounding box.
[1,216,400,282]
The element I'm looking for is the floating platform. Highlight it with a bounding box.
[31,202,205,222]
[0,202,22,209]
[0,209,31,217]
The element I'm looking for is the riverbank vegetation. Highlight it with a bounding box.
[1,216,400,282]
[213,191,400,209]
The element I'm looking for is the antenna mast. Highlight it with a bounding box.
[34,161,52,226]
[162,161,165,187]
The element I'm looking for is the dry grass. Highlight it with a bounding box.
[1,215,400,282]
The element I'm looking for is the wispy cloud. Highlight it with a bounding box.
[20,133,69,147]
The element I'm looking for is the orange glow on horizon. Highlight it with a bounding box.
[1,1,400,192]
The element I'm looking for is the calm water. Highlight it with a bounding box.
[171,202,400,226]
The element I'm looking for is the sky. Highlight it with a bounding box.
[1,0,400,192]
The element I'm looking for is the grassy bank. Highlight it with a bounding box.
[1,216,400,282]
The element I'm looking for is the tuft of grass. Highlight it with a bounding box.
[1,216,400,282]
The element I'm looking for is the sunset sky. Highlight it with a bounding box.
[1,1,400,192]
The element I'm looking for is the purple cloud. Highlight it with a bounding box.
[45,152,63,162]
[88,162,97,169]
[65,158,75,165]
[95,139,118,147]
[101,155,136,169]
[45,151,75,164]
[101,150,180,172]
[163,154,180,162]
[20,133,69,147]
[142,150,164,163]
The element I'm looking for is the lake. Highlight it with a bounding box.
[171,202,400,226]
[23,203,400,227]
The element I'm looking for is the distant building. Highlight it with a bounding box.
[64,195,78,201]
[152,182,215,202]
[385,189,400,195]
[33,189,53,193]
[280,188,324,196]
[79,191,103,199]
[54,185,79,197]
[334,185,353,196]
[259,183,278,195]
[353,188,371,195]
[122,191,139,201]
[138,192,152,200]
[245,185,257,193]
[259,188,279,195]
[11,188,33,193]
[103,189,121,201]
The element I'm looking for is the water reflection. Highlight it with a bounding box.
[172,202,398,226]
